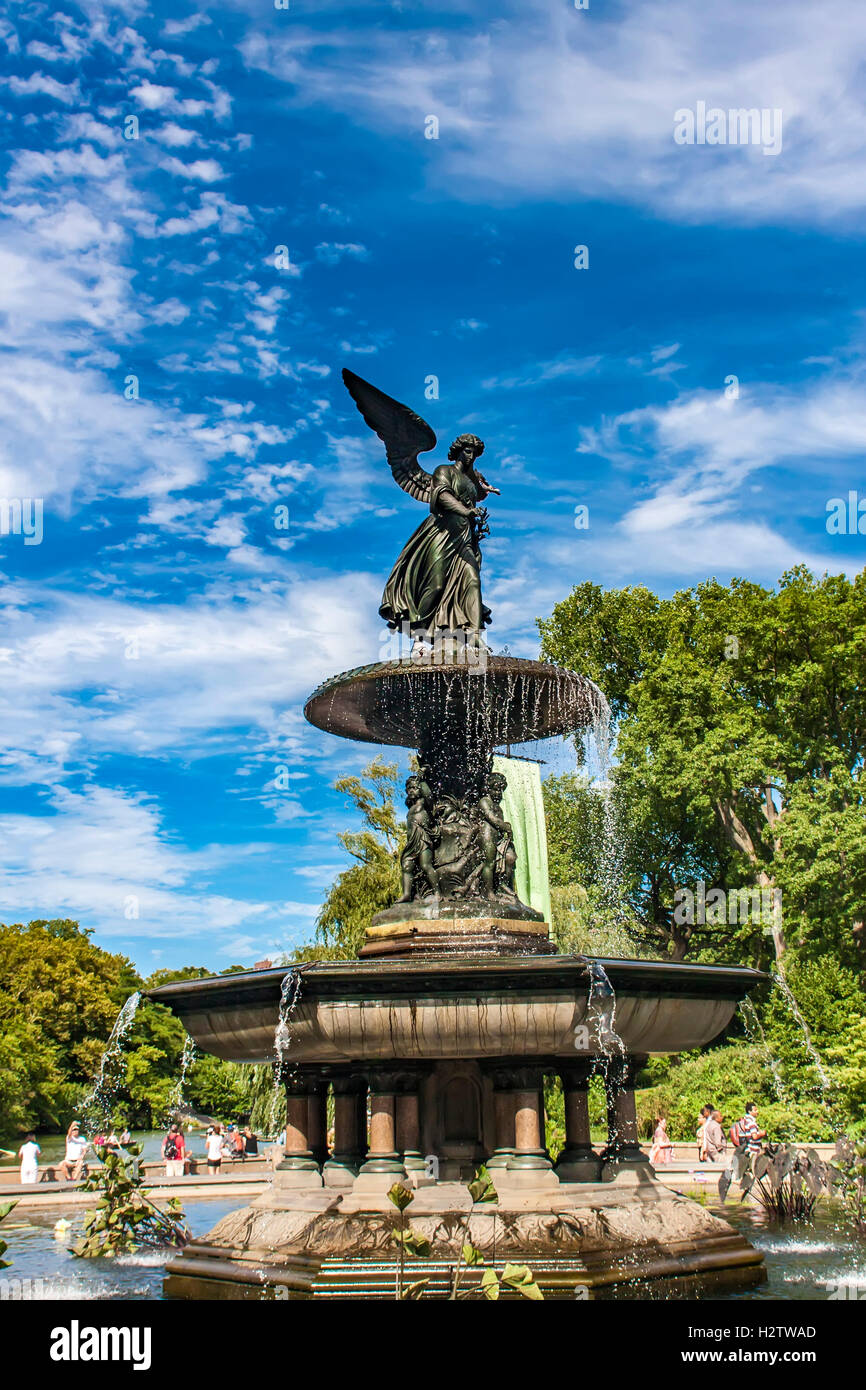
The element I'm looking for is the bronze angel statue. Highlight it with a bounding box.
[342,369,500,635]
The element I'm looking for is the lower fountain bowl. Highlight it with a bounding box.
[148,955,764,1065]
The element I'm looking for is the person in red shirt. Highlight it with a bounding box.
[162,1123,186,1177]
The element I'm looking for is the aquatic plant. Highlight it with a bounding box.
[720,1142,830,1223]
[831,1136,866,1234]
[72,1144,189,1259]
[0,1200,18,1269]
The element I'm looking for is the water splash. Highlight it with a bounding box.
[586,961,627,1155]
[587,961,626,1061]
[738,996,793,1131]
[166,1033,198,1121]
[270,968,306,1133]
[771,972,833,1096]
[80,992,141,1128]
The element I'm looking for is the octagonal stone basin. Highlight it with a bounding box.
[148,955,763,1064]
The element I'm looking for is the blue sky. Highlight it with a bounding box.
[1,0,864,973]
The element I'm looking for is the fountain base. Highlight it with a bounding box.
[164,1169,765,1301]
[151,954,768,1300]
[361,908,553,958]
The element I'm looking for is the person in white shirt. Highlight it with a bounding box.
[205,1124,224,1174]
[18,1131,40,1184]
[59,1121,90,1181]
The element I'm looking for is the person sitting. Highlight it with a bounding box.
[242,1126,258,1157]
[59,1122,90,1181]
[229,1125,245,1161]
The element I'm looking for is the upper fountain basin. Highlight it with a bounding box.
[147,955,764,1065]
[303,655,603,747]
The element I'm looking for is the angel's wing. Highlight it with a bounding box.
[342,368,436,503]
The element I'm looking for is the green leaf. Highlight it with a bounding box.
[403,1230,431,1258]
[462,1242,484,1267]
[501,1264,543,1299]
[387,1182,415,1212]
[480,1268,500,1300]
[467,1165,498,1205]
[0,1201,18,1222]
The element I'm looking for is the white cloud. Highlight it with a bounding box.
[241,0,866,226]
[0,785,276,940]
[0,576,383,785]
[314,242,369,265]
[5,72,81,104]
[160,156,225,182]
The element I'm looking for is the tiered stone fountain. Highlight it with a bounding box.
[151,371,766,1298]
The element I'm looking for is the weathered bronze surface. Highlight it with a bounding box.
[343,369,499,635]
[148,956,765,1063]
[304,653,602,937]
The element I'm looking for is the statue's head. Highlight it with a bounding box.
[486,770,507,797]
[405,775,421,797]
[448,433,485,464]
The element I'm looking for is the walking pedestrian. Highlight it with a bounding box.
[649,1116,673,1166]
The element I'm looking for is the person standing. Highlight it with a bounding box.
[205,1124,223,1174]
[649,1117,673,1166]
[243,1126,258,1157]
[695,1104,712,1162]
[704,1110,727,1161]
[737,1101,766,1156]
[18,1131,40,1184]
[162,1123,186,1177]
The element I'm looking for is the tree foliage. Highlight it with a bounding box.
[539,566,866,1135]
[311,756,404,960]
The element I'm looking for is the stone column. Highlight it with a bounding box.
[358,1070,405,1176]
[275,1070,322,1187]
[601,1056,649,1175]
[394,1071,427,1180]
[508,1067,553,1172]
[555,1061,600,1182]
[323,1074,366,1187]
[307,1076,329,1169]
[483,1068,516,1170]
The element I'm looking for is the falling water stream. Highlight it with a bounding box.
[166,1033,198,1121]
[270,966,307,1132]
[80,992,142,1128]
[585,960,627,1152]
[771,972,833,1096]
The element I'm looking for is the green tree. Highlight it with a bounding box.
[312,756,404,959]
[0,920,140,1133]
[539,567,866,971]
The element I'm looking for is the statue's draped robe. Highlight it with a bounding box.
[379,465,492,631]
